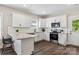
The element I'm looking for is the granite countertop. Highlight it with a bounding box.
[8,33,37,40]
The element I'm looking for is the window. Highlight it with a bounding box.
[31,20,38,27]
[72,19,79,32]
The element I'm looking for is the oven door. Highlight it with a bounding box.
[50,33,58,41]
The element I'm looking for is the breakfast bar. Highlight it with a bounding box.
[9,33,37,55]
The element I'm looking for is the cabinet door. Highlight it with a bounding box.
[12,13,25,27]
[12,13,31,27]
[38,33,43,41]
[58,33,67,46]
[60,15,67,27]
[34,33,39,42]
[14,40,21,55]
[44,32,50,41]
[34,33,43,42]
[25,16,31,27]
[45,18,51,28]
[39,19,46,28]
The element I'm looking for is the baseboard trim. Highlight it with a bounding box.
[67,44,79,48]
[34,40,46,43]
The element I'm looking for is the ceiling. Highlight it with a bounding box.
[2,4,79,17]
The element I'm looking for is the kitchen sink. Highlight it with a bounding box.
[27,33,35,35]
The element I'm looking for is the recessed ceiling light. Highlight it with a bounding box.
[23,4,27,7]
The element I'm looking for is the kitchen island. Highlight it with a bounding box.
[9,33,37,55]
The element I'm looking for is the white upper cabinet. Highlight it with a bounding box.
[45,15,67,28]
[38,18,46,28]
[53,15,67,28]
[12,13,31,27]
[60,15,67,28]
[46,17,55,28]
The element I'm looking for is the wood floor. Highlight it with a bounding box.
[0,40,79,55]
[34,40,79,55]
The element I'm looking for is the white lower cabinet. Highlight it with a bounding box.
[44,32,49,41]
[34,33,39,42]
[44,28,50,41]
[58,33,67,46]
[13,37,34,55]
[34,32,43,42]
[14,40,21,55]
[21,38,34,55]
[13,36,21,55]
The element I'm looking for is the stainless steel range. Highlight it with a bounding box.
[50,30,58,42]
[50,22,63,43]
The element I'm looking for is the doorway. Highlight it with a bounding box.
[68,15,79,46]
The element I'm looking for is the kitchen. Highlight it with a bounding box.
[0,4,79,55]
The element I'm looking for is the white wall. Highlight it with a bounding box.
[0,5,39,38]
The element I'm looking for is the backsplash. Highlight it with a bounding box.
[8,27,34,33]
[8,26,42,34]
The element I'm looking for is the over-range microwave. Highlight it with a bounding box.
[51,22,60,28]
